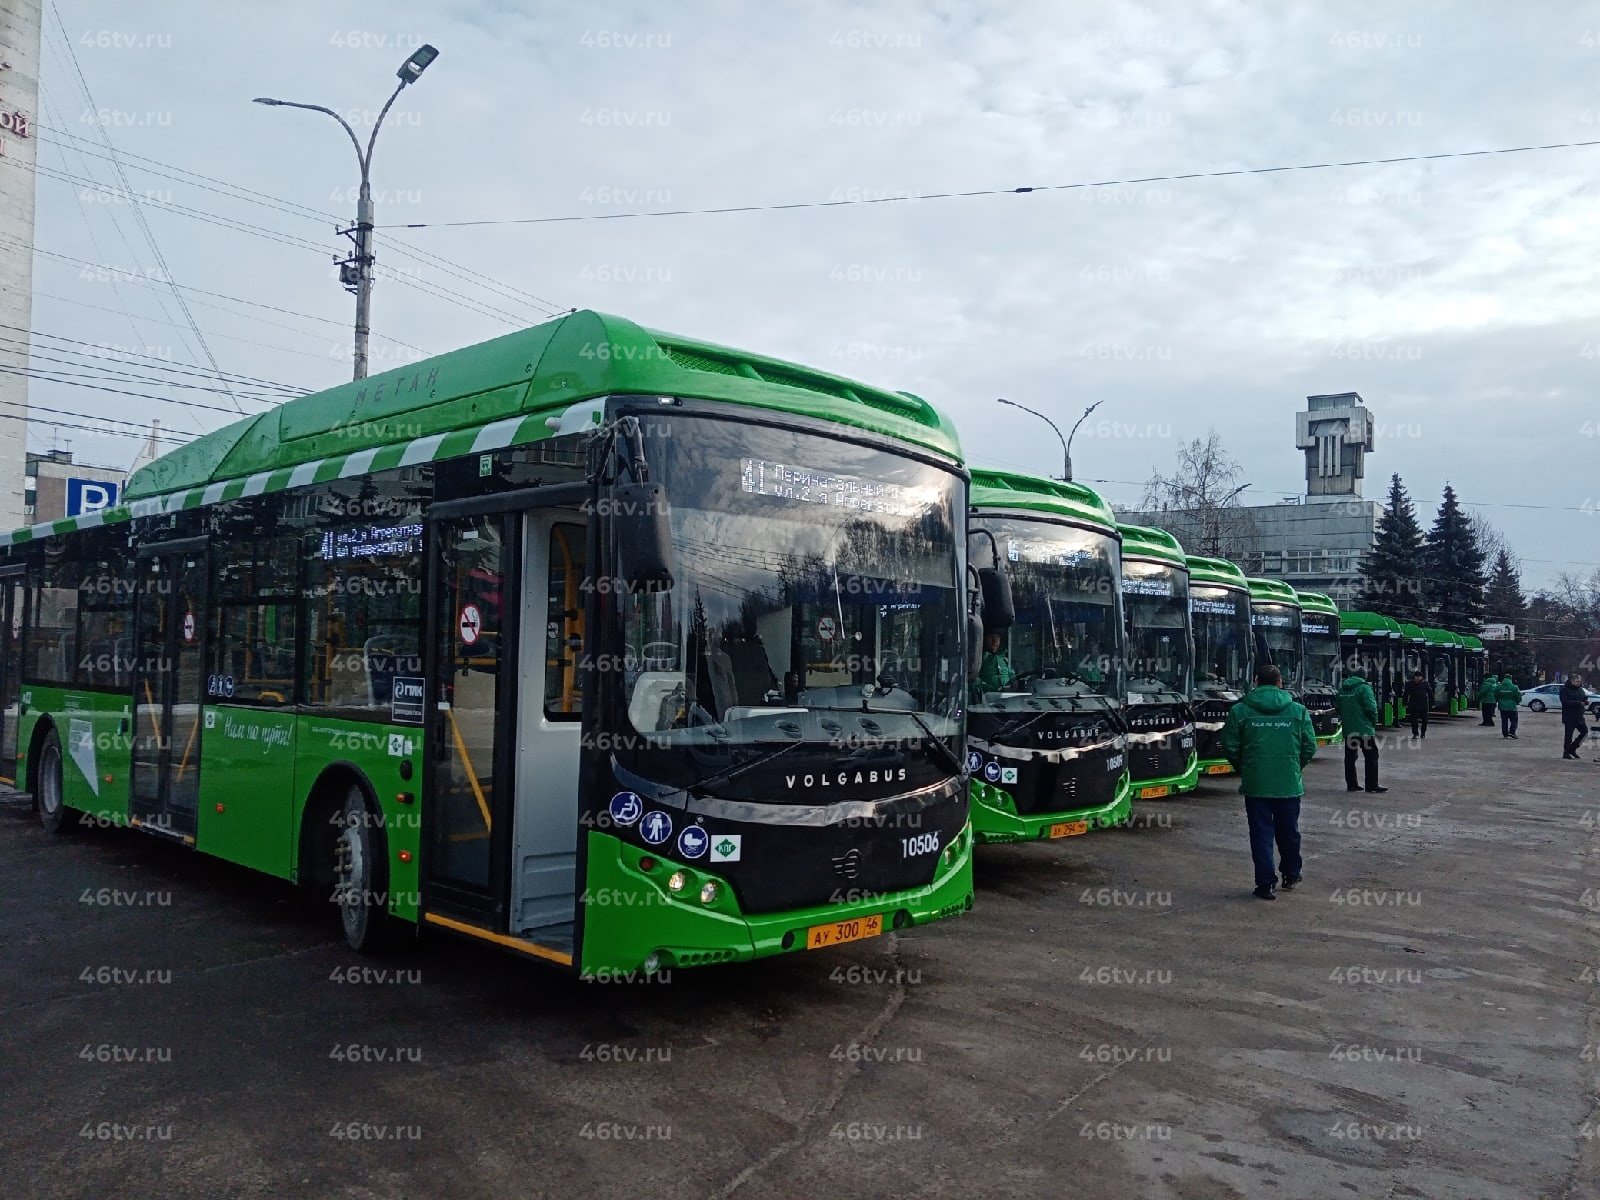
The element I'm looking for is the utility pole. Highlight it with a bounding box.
[254,44,438,380]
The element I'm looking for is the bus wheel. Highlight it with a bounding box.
[334,785,393,954]
[36,728,68,835]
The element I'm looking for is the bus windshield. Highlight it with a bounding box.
[1252,602,1302,690]
[618,414,964,752]
[1121,559,1190,699]
[1191,584,1251,694]
[972,516,1123,706]
[1301,615,1339,691]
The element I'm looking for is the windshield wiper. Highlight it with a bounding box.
[668,739,806,800]
[874,707,964,775]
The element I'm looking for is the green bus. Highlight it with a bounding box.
[1117,524,1198,799]
[1185,555,1253,776]
[1339,611,1403,726]
[1246,576,1302,693]
[2,310,976,974]
[1461,635,1486,709]
[1422,627,1465,714]
[1294,590,1341,745]
[965,470,1130,842]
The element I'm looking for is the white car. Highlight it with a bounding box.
[1521,683,1600,716]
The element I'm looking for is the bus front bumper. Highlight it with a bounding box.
[1128,753,1200,799]
[577,828,974,977]
[968,773,1132,844]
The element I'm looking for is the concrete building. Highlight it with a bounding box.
[0,2,41,532]
[25,449,125,524]
[1119,392,1382,608]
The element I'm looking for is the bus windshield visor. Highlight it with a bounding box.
[970,516,1122,705]
[1121,560,1190,698]
[617,416,964,748]
[1191,584,1251,693]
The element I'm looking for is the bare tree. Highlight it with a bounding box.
[1138,430,1260,560]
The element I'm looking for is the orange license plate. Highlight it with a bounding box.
[805,913,884,950]
[1205,764,1232,775]
[1049,820,1090,838]
[1138,785,1170,799]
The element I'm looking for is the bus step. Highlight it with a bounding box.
[514,921,574,957]
[0,784,33,813]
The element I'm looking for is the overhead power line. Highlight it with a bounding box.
[47,1,245,411]
[375,137,1600,229]
[35,121,570,317]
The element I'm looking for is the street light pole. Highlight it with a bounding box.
[255,44,438,381]
[996,397,1104,482]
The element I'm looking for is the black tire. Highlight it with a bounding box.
[333,784,395,954]
[1528,699,1546,713]
[35,728,69,835]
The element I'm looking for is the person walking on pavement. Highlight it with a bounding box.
[1220,662,1317,900]
[1478,672,1499,726]
[1496,673,1522,738]
[1560,673,1590,760]
[1336,670,1387,794]
[1405,671,1431,740]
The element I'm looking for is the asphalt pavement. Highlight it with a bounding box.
[1,709,1595,1199]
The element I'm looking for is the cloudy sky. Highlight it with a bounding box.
[25,0,1600,588]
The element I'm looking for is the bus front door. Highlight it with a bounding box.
[510,511,585,938]
[129,544,207,840]
[0,566,23,785]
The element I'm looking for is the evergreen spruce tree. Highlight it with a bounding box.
[1421,483,1487,630]
[1482,549,1534,682]
[1357,473,1425,621]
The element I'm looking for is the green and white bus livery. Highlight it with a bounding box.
[1185,555,1253,777]
[1,310,976,975]
[1295,590,1342,745]
[965,470,1131,842]
[1117,524,1198,799]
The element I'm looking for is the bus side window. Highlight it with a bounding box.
[543,522,585,719]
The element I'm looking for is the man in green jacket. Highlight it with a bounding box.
[1220,663,1318,900]
[1336,672,1387,794]
[974,631,1015,694]
[1478,673,1498,726]
[1496,673,1522,738]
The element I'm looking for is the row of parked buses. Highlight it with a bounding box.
[0,311,1488,976]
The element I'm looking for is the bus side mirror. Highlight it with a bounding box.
[613,483,674,592]
[978,566,1014,630]
[967,613,985,679]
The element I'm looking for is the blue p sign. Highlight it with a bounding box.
[66,478,118,517]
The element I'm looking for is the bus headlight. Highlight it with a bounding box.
[699,881,719,905]
[667,871,687,894]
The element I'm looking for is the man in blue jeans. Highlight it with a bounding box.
[1220,663,1318,900]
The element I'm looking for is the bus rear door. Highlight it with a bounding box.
[129,541,207,841]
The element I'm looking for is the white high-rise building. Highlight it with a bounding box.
[0,1,40,532]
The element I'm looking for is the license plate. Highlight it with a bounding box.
[805,913,883,950]
[1138,785,1169,799]
[1049,820,1090,838]
[1205,763,1232,775]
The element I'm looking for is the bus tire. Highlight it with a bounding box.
[334,783,396,954]
[35,727,69,835]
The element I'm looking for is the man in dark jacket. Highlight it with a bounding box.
[1336,672,1387,794]
[1404,671,1431,740]
[1478,673,1498,725]
[1561,674,1590,759]
[1220,663,1318,900]
[1496,674,1522,738]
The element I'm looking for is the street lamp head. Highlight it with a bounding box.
[252,97,284,106]
[397,44,439,84]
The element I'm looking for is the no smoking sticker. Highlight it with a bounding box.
[817,615,838,641]
[182,612,197,643]
[459,604,482,646]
